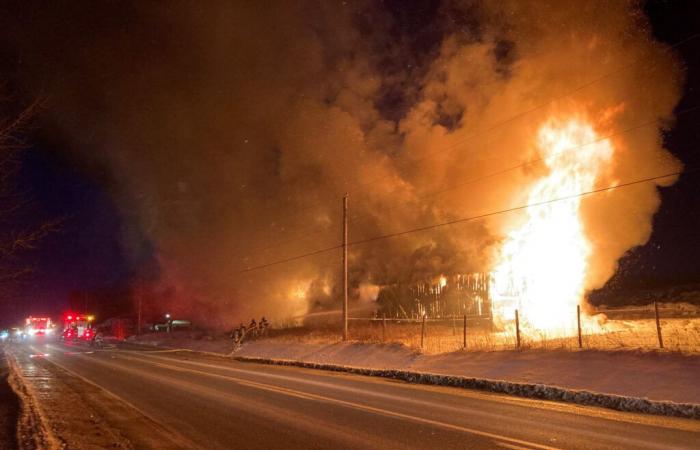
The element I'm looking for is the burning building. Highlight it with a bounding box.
[378,116,650,335]
[376,273,492,321]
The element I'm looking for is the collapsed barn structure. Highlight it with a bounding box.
[375,273,494,320]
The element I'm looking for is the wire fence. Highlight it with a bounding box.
[339,302,700,354]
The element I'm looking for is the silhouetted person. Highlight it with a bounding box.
[260,317,269,336]
[249,318,257,337]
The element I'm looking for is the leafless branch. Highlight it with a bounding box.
[0,99,61,292]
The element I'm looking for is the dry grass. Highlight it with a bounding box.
[264,318,700,355]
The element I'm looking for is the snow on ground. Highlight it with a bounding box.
[236,341,700,405]
[131,331,700,406]
[0,349,19,449]
[126,332,236,354]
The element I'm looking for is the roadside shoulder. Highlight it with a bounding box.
[6,347,191,449]
[0,348,20,450]
[5,350,60,449]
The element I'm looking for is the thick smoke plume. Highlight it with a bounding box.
[0,1,683,326]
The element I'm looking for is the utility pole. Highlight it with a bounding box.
[654,301,664,349]
[342,194,348,341]
[463,314,467,350]
[577,304,582,349]
[382,314,387,342]
[515,309,521,350]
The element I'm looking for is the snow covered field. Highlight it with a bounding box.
[263,317,700,354]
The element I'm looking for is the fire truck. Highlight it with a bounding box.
[25,316,54,338]
[61,313,96,341]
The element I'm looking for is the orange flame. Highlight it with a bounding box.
[491,118,614,334]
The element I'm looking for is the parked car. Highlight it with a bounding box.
[153,319,192,332]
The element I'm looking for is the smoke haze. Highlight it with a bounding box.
[0,0,683,325]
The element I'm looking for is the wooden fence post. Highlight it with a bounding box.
[382,314,387,342]
[515,309,521,350]
[463,314,467,350]
[654,301,664,349]
[421,314,426,349]
[577,304,582,349]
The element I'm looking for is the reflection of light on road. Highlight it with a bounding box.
[29,353,50,358]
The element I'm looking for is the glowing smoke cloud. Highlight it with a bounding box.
[0,1,683,327]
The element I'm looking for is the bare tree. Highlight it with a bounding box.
[0,101,61,296]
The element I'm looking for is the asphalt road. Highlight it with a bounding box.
[8,341,700,450]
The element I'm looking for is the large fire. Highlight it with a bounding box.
[491,118,614,334]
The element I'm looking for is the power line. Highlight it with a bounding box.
[240,104,700,258]
[335,31,696,205]
[238,168,694,273]
[320,32,700,200]
[239,241,341,273]
[348,170,694,246]
[231,31,700,248]
[346,105,700,224]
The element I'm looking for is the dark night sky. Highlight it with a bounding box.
[13,147,132,317]
[0,1,699,326]
[591,0,700,302]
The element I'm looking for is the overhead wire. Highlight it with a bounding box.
[345,105,700,224]
[239,104,700,262]
[238,167,696,273]
[235,32,700,257]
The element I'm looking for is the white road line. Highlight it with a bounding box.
[116,353,559,450]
